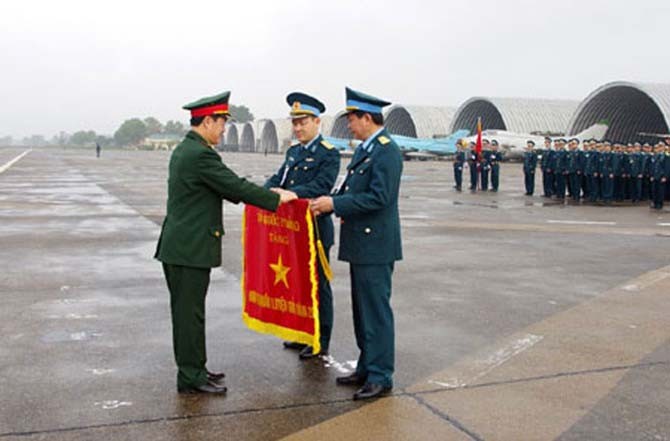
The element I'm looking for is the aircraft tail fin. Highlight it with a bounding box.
[574,121,609,141]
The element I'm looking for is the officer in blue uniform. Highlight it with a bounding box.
[553,139,568,201]
[600,141,615,204]
[612,143,625,202]
[467,142,479,191]
[310,87,403,401]
[650,142,667,210]
[540,137,553,197]
[584,140,599,203]
[630,143,643,203]
[567,138,582,202]
[523,140,538,195]
[480,139,491,191]
[641,142,653,201]
[489,140,502,192]
[453,141,466,191]
[265,92,341,359]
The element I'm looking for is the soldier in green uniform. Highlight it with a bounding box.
[310,87,403,401]
[155,91,296,394]
[265,92,341,359]
[523,140,537,195]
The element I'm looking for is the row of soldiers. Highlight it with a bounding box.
[452,139,504,192]
[522,137,670,209]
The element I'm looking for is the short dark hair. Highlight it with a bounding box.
[351,110,384,125]
[190,114,227,127]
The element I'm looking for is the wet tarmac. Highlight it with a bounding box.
[1,147,670,440]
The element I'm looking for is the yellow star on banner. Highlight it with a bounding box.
[269,254,291,289]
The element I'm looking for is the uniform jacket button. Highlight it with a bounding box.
[364,227,371,234]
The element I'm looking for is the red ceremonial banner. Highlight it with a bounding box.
[241,199,320,352]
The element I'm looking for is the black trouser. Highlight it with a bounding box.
[602,175,614,202]
[480,167,489,190]
[641,177,651,201]
[491,165,499,191]
[652,179,666,208]
[542,170,553,196]
[555,173,567,199]
[469,164,478,190]
[569,173,581,200]
[630,177,642,202]
[453,164,463,189]
[524,170,535,195]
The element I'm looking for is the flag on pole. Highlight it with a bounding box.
[475,117,483,158]
[241,200,320,353]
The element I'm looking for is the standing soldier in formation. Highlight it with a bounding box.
[600,142,615,204]
[641,142,653,201]
[584,140,599,203]
[453,141,466,191]
[541,137,554,197]
[650,142,667,210]
[553,139,568,201]
[523,140,538,195]
[489,140,502,192]
[629,142,643,204]
[468,142,479,192]
[567,138,582,202]
[612,143,625,202]
[265,92,341,360]
[480,139,491,191]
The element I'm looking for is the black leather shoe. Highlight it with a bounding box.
[283,341,308,351]
[336,372,366,386]
[178,383,227,395]
[353,383,392,400]
[207,369,225,381]
[298,346,328,359]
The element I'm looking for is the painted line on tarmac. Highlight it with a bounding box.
[547,219,616,226]
[428,334,543,389]
[0,149,32,174]
[657,223,670,227]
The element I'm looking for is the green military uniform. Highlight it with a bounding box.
[265,92,341,355]
[332,88,403,390]
[155,92,280,391]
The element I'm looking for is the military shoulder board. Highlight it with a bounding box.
[378,135,391,145]
[320,139,335,149]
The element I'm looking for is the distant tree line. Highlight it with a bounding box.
[0,104,254,148]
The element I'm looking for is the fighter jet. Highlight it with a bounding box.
[462,122,609,160]
[325,129,470,160]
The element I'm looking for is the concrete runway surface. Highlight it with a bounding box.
[1,147,669,441]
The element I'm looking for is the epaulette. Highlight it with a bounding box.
[378,135,391,145]
[320,139,335,149]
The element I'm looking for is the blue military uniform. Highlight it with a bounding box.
[480,147,491,191]
[540,142,554,197]
[567,141,582,201]
[523,142,538,195]
[265,93,341,357]
[468,146,479,191]
[600,146,614,203]
[332,87,402,394]
[553,142,568,200]
[612,148,625,201]
[651,150,667,209]
[584,145,600,202]
[489,141,502,192]
[453,148,465,191]
[629,149,643,203]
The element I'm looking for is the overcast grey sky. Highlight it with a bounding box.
[1,0,668,138]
